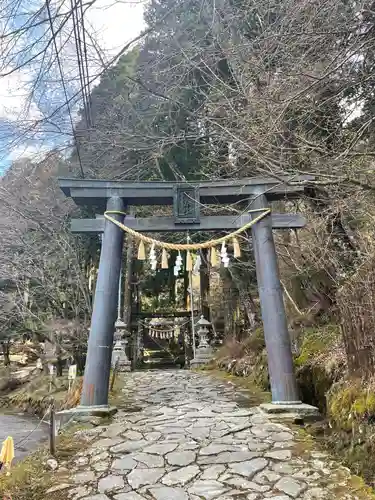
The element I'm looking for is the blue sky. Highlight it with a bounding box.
[0,0,145,174]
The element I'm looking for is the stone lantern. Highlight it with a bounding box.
[190,315,214,368]
[111,318,131,372]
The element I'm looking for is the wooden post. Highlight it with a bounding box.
[49,402,56,456]
[189,271,196,359]
[183,253,189,310]
[123,208,135,330]
[110,358,119,393]
[199,249,210,320]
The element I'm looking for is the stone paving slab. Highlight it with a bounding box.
[51,370,371,500]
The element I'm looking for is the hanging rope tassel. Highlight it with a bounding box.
[161,248,169,269]
[232,237,241,258]
[138,241,146,260]
[210,248,218,267]
[186,250,193,271]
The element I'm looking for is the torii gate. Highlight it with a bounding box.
[59,176,317,416]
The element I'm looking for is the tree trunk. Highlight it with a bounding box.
[238,289,257,330]
[1,341,10,366]
[74,352,86,375]
[55,341,63,376]
[221,268,238,338]
[56,357,64,377]
[228,259,259,332]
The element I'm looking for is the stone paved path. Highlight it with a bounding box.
[52,370,369,500]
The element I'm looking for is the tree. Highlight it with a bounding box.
[0,153,95,366]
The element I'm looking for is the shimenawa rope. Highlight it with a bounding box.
[103,208,271,251]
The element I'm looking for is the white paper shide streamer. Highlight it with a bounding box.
[174,251,183,276]
[149,242,157,270]
[220,241,230,267]
[193,254,201,275]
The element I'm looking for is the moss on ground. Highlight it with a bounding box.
[329,474,375,499]
[345,476,375,500]
[294,324,344,413]
[327,379,375,429]
[295,324,340,367]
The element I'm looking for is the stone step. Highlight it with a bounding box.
[142,360,179,369]
[144,350,173,359]
[144,356,174,364]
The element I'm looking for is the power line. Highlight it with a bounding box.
[5,1,179,152]
[70,0,89,127]
[79,0,93,127]
[45,0,85,178]
[70,0,91,129]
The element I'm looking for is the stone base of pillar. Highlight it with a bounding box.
[75,404,118,416]
[56,405,118,429]
[190,346,214,369]
[259,402,320,421]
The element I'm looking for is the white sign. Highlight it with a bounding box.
[68,364,77,381]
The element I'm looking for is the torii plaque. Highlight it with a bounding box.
[173,184,200,224]
[58,176,318,416]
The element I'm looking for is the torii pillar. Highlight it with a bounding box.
[80,196,125,411]
[251,194,318,416]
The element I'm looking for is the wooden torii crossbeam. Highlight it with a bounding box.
[64,175,311,233]
[58,175,315,415]
[71,213,306,233]
[59,176,311,208]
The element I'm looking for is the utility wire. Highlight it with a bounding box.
[45,0,85,178]
[70,0,91,129]
[34,3,179,127]
[71,0,89,127]
[79,0,92,127]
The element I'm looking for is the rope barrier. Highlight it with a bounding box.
[14,404,52,450]
[104,208,271,251]
[138,318,191,332]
